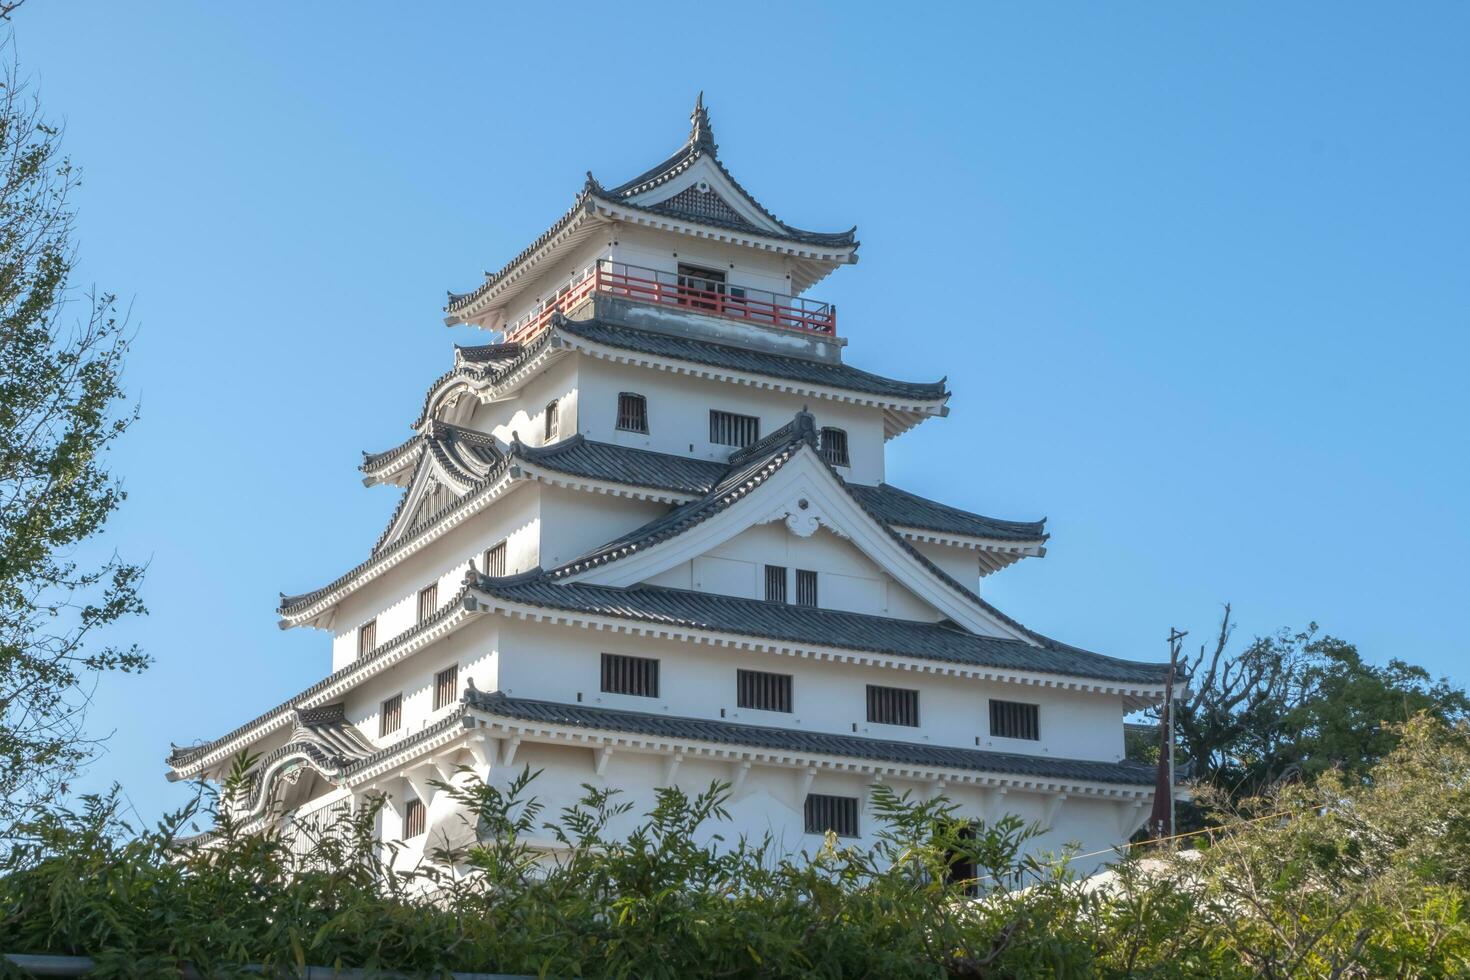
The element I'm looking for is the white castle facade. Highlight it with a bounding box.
[168,98,1170,875]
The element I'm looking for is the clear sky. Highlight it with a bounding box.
[14,3,1468,826]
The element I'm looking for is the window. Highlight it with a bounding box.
[804,793,860,837]
[819,427,850,467]
[867,684,920,727]
[380,693,402,737]
[989,700,1040,741]
[944,821,980,897]
[764,564,787,603]
[434,664,458,710]
[403,797,425,838]
[616,392,648,433]
[795,569,819,608]
[709,409,760,448]
[543,399,559,442]
[417,583,438,625]
[483,541,507,577]
[737,669,792,713]
[677,263,725,311]
[357,619,376,658]
[601,653,659,698]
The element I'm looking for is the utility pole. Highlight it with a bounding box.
[1164,628,1186,844]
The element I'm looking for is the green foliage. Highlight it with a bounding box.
[0,42,145,840]
[6,720,1470,977]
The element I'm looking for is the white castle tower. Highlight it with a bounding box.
[168,97,1170,872]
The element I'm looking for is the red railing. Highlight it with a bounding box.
[504,260,836,343]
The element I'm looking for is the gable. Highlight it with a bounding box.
[621,155,786,237]
[564,443,1029,641]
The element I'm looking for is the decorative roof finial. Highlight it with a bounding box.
[689,91,717,154]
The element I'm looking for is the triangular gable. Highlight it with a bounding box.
[559,440,1032,643]
[620,153,788,238]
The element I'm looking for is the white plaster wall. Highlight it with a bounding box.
[493,619,1126,763]
[536,484,669,571]
[612,225,791,297]
[684,523,939,622]
[468,356,581,449]
[573,356,887,486]
[328,486,540,671]
[913,540,981,595]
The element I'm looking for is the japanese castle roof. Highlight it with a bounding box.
[470,573,1168,686]
[415,316,950,436]
[460,689,1158,788]
[282,413,1044,627]
[446,96,858,323]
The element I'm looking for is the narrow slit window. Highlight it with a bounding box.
[543,399,560,442]
[616,392,649,433]
[989,700,1040,741]
[867,684,920,727]
[804,793,860,837]
[819,427,850,467]
[795,569,818,608]
[434,664,458,710]
[709,409,760,448]
[380,693,402,737]
[600,653,659,698]
[403,797,425,838]
[737,669,793,713]
[357,618,377,658]
[417,583,438,625]
[483,541,507,577]
[764,564,787,603]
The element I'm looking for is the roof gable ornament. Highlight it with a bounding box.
[689,91,717,155]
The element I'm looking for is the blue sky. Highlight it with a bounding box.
[15,3,1468,826]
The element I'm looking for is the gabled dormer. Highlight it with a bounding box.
[444,95,858,347]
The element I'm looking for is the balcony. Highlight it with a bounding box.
[505,260,837,344]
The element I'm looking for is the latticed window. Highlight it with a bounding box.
[804,793,860,837]
[867,684,919,727]
[434,664,458,710]
[989,700,1040,741]
[417,583,438,625]
[764,564,787,602]
[709,409,760,447]
[380,693,401,736]
[819,427,850,467]
[357,618,376,658]
[544,399,559,442]
[616,392,648,433]
[795,569,819,608]
[483,541,507,577]
[601,653,659,698]
[403,797,425,838]
[737,669,792,713]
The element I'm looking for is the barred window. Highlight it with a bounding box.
[737,669,792,713]
[434,664,458,710]
[544,399,559,442]
[403,797,425,838]
[417,583,438,625]
[764,564,787,603]
[709,409,760,447]
[989,700,1040,741]
[616,392,648,433]
[483,541,507,577]
[804,793,860,837]
[357,618,376,658]
[380,693,402,737]
[819,427,850,467]
[601,653,659,698]
[867,684,920,727]
[795,569,819,608]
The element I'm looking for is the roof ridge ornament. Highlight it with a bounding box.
[689,91,717,155]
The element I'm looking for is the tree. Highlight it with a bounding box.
[1157,606,1469,806]
[0,43,145,840]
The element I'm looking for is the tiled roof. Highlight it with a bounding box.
[515,435,728,496]
[848,484,1047,543]
[472,574,1169,686]
[462,690,1156,786]
[557,318,948,402]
